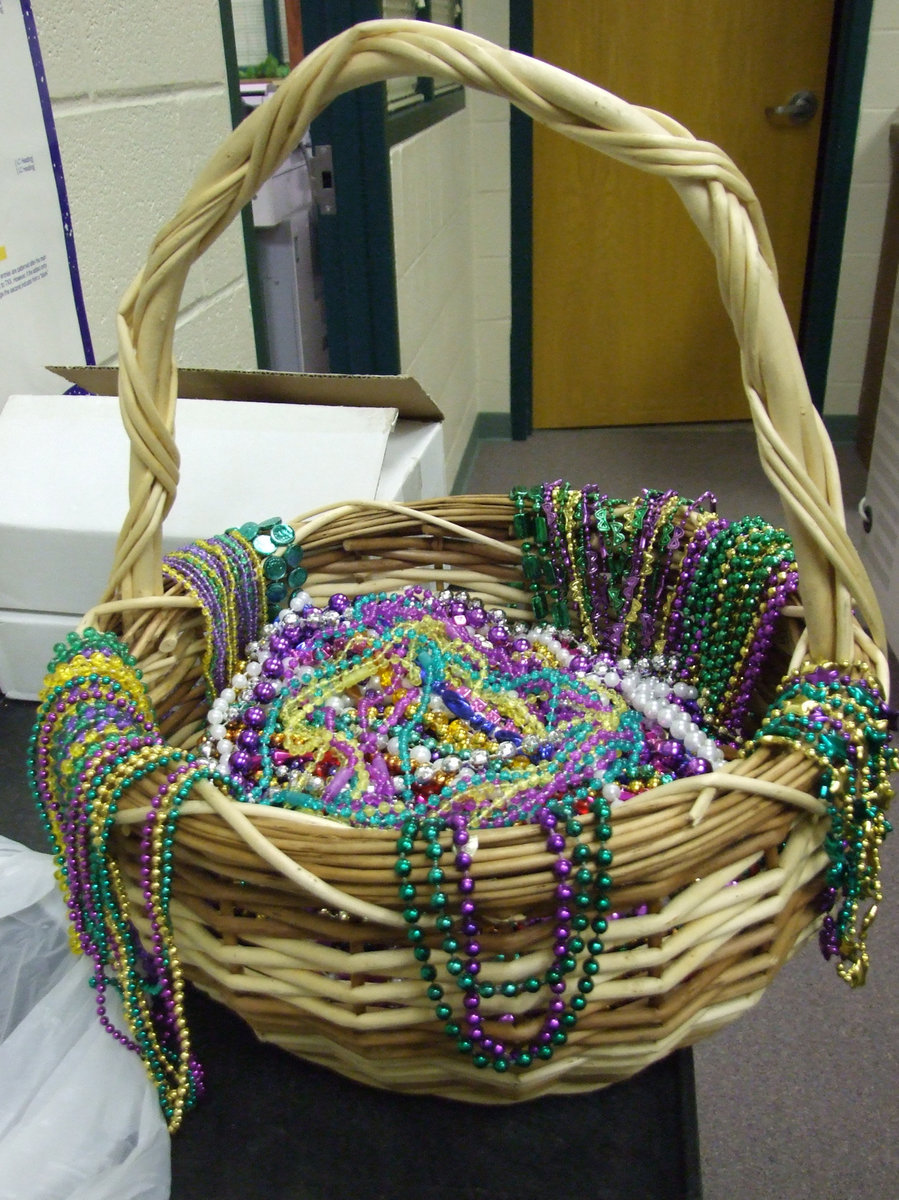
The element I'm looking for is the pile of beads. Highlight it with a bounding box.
[199,586,723,828]
[748,662,895,985]
[28,629,228,1131]
[510,485,799,746]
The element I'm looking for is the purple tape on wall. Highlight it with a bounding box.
[21,0,94,372]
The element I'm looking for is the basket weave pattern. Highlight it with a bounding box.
[64,21,889,1104]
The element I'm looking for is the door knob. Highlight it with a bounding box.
[765,90,819,125]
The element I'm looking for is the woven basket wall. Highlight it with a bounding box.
[79,21,889,1103]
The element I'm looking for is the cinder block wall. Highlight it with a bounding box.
[388,2,509,487]
[465,3,512,420]
[32,0,257,371]
[390,113,476,485]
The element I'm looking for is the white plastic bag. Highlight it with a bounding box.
[0,837,171,1200]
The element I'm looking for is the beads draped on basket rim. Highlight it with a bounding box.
[396,799,616,1072]
[748,661,895,986]
[160,517,306,702]
[510,484,800,747]
[27,628,226,1132]
[163,529,266,699]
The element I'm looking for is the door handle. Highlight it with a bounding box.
[765,90,819,125]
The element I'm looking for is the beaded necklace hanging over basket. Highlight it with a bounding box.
[29,21,894,1131]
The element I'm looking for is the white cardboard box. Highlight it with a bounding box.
[0,367,445,699]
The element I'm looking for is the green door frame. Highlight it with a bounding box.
[509,0,873,439]
[219,0,399,375]
[218,0,271,369]
[300,0,401,375]
[800,0,874,409]
[299,2,464,375]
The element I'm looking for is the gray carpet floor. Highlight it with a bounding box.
[462,420,898,1200]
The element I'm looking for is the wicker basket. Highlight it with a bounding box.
[58,20,891,1110]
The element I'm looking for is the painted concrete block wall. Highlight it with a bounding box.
[32,0,256,371]
[388,2,511,488]
[390,112,475,485]
[464,2,512,417]
[825,0,899,418]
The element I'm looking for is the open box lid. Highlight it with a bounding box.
[0,367,448,615]
[48,366,444,423]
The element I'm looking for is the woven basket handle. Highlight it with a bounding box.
[107,18,884,669]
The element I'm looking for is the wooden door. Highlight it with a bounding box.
[531,1,835,428]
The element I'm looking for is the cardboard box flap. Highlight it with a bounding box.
[0,393,401,614]
[49,366,444,423]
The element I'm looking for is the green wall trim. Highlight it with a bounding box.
[509,2,534,441]
[475,411,513,440]
[387,88,466,147]
[262,0,284,61]
[453,411,512,494]
[823,413,858,445]
[800,0,874,410]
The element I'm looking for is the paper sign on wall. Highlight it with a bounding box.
[0,0,93,410]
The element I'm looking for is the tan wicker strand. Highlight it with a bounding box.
[188,779,407,928]
[130,820,814,1005]
[745,391,882,651]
